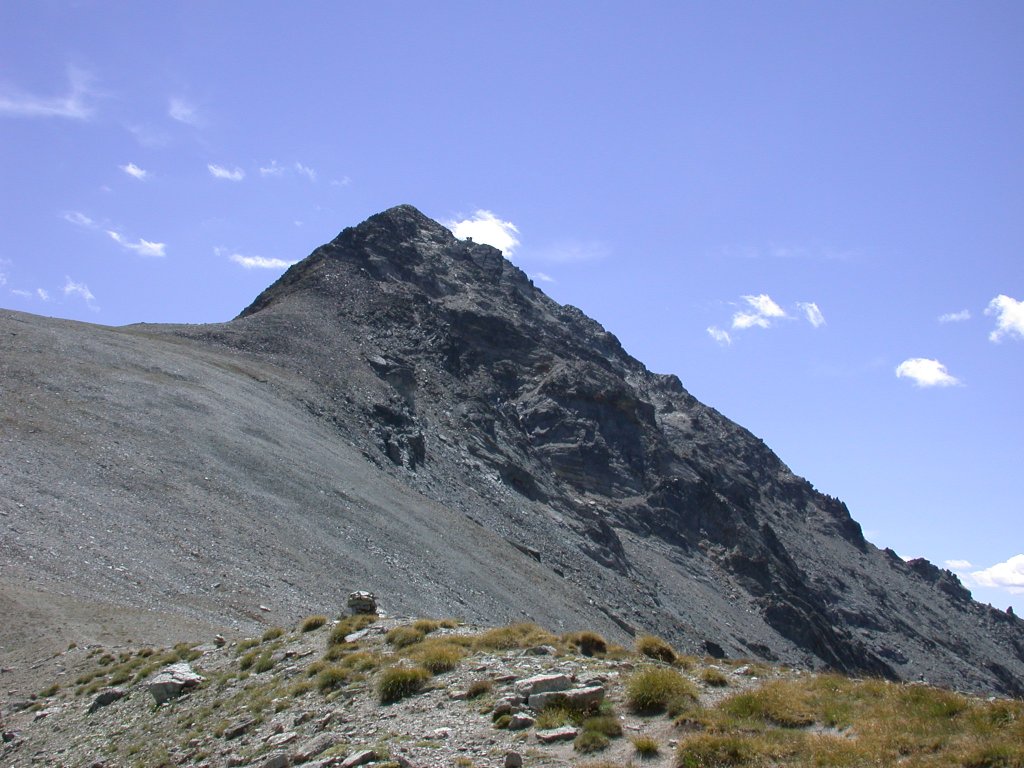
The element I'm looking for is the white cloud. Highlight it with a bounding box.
[797,301,826,328]
[106,230,166,257]
[971,555,1024,594]
[11,288,32,298]
[120,162,148,180]
[533,272,555,283]
[895,357,961,387]
[294,162,316,182]
[227,252,297,270]
[0,67,96,120]
[63,276,96,306]
[938,309,971,323]
[732,294,787,330]
[707,326,732,346]
[208,164,245,181]
[259,161,285,177]
[63,211,95,228]
[330,176,352,187]
[944,559,973,570]
[37,288,50,301]
[168,97,200,126]
[985,295,1024,342]
[447,210,520,256]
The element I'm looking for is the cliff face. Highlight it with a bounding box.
[2,205,1021,695]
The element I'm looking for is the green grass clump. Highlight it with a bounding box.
[465,679,493,699]
[316,665,351,693]
[236,638,260,654]
[676,733,757,767]
[564,630,608,657]
[238,651,258,671]
[632,734,660,758]
[261,626,284,642]
[473,622,560,651]
[582,714,623,738]
[700,667,729,687]
[252,652,275,674]
[410,640,465,674]
[574,730,610,753]
[377,666,430,704]
[386,625,427,648]
[328,614,377,645]
[635,634,677,664]
[300,615,328,632]
[627,666,699,714]
[493,714,512,729]
[719,680,815,727]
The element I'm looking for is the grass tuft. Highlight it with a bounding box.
[300,615,328,633]
[627,666,699,714]
[377,666,430,704]
[636,634,677,664]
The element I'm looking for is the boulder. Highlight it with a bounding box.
[535,725,579,743]
[147,662,204,705]
[346,591,378,615]
[529,684,605,711]
[87,688,125,714]
[514,673,571,698]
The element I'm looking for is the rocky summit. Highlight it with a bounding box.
[1,204,1022,702]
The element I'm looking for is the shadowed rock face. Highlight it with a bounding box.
[2,204,1022,695]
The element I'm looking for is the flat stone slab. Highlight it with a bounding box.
[529,684,605,711]
[515,673,571,698]
[535,725,579,743]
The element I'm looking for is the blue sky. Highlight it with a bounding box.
[2,2,1021,610]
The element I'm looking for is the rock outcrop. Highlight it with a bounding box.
[1,204,1021,696]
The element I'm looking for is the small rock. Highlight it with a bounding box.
[225,756,246,767]
[341,750,377,767]
[260,752,289,768]
[260,605,272,612]
[214,635,227,647]
[515,673,571,698]
[223,717,257,740]
[426,727,451,739]
[267,731,298,748]
[528,685,605,711]
[291,732,337,762]
[88,688,125,714]
[535,725,579,743]
[504,752,523,768]
[508,714,535,731]
[525,645,557,655]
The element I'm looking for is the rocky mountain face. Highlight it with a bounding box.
[2,205,1022,696]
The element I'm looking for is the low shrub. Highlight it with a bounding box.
[636,634,677,664]
[316,665,350,693]
[632,734,660,757]
[627,666,699,714]
[700,667,729,687]
[565,630,608,657]
[301,615,328,632]
[377,666,430,703]
[386,625,426,649]
[574,730,610,753]
[411,641,465,674]
[465,679,493,699]
[328,614,377,645]
[261,626,284,642]
[676,733,756,767]
[473,622,559,651]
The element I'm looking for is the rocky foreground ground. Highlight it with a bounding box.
[2,604,1022,768]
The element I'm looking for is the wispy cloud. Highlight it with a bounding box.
[11,289,32,298]
[985,295,1024,342]
[895,357,961,387]
[330,176,352,187]
[533,272,555,283]
[719,244,858,262]
[259,161,285,177]
[733,294,788,330]
[294,162,316,182]
[938,309,971,323]
[63,276,97,308]
[63,211,95,228]
[707,326,732,346]
[970,554,1024,594]
[447,210,520,256]
[107,230,166,257]
[220,248,296,270]
[797,301,826,328]
[120,162,148,180]
[208,163,245,181]
[168,97,200,126]
[37,288,51,301]
[0,67,96,120]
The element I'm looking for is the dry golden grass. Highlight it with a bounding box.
[635,633,677,663]
[472,622,560,651]
[627,666,699,714]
